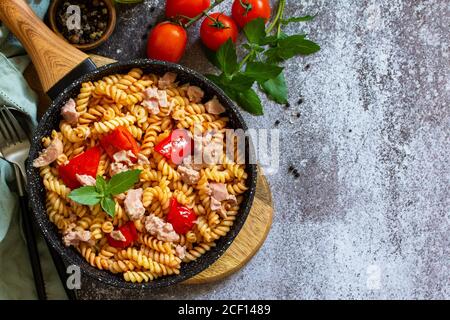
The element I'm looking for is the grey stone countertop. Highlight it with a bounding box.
[78,0,449,299]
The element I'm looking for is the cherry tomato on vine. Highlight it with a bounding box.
[165,0,211,20]
[232,0,271,28]
[200,13,239,51]
[146,22,187,63]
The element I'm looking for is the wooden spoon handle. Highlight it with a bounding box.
[0,0,90,93]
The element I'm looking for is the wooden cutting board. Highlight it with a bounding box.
[24,55,274,284]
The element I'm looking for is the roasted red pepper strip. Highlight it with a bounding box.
[167,198,197,234]
[58,146,101,189]
[106,221,138,248]
[100,126,140,159]
[154,129,192,164]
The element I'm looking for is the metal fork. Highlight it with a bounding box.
[0,105,47,300]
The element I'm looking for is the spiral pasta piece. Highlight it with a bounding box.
[92,114,136,134]
[123,271,158,283]
[138,234,173,254]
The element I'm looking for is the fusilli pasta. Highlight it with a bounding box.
[35,69,249,283]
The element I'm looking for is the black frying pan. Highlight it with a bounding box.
[0,0,257,289]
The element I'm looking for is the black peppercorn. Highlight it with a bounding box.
[56,0,109,45]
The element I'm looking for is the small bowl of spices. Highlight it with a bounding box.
[49,0,116,51]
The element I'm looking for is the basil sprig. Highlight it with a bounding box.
[68,169,141,217]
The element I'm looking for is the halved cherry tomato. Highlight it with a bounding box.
[200,13,239,51]
[167,198,197,235]
[58,146,101,189]
[106,221,138,248]
[147,22,188,63]
[154,129,192,165]
[166,0,211,20]
[232,0,271,28]
[99,126,139,159]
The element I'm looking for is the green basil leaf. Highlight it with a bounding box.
[206,74,224,86]
[244,62,283,82]
[260,73,288,104]
[260,33,291,46]
[204,47,221,69]
[221,85,239,101]
[216,39,238,76]
[243,18,266,45]
[264,48,279,63]
[106,169,142,195]
[281,15,316,24]
[227,74,255,91]
[260,35,279,46]
[96,175,107,195]
[68,186,101,206]
[265,35,320,62]
[237,89,263,115]
[101,196,116,217]
[280,35,320,54]
[206,73,230,88]
[207,73,251,98]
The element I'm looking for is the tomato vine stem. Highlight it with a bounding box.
[184,0,230,28]
[266,0,286,34]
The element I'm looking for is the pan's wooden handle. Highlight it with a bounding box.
[0,0,90,92]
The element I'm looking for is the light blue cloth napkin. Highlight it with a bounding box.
[0,0,67,300]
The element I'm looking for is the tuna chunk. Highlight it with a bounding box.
[75,174,96,186]
[157,89,169,108]
[192,135,203,160]
[205,96,225,114]
[110,230,126,242]
[192,132,223,165]
[110,150,135,176]
[183,156,204,171]
[110,162,128,176]
[143,87,169,113]
[158,72,177,90]
[61,98,79,125]
[203,141,223,165]
[175,245,186,259]
[210,197,222,211]
[63,230,91,247]
[178,165,200,185]
[209,183,229,201]
[187,86,204,103]
[144,214,180,242]
[124,188,145,221]
[208,183,237,212]
[142,99,160,115]
[32,138,64,168]
[113,150,136,166]
[144,87,159,100]
[143,87,160,114]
